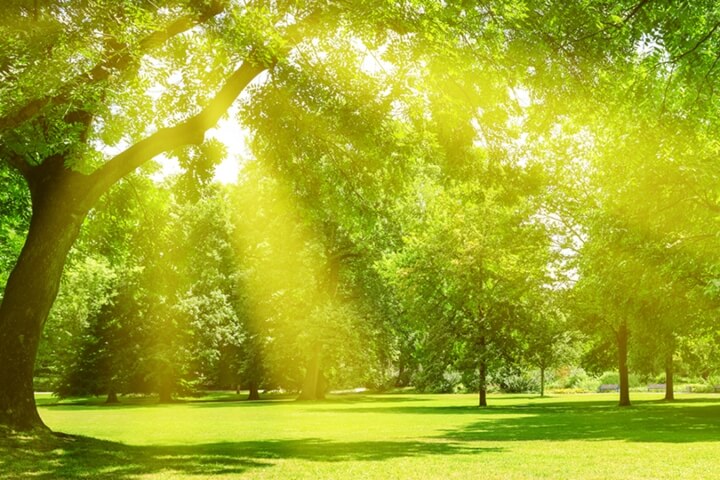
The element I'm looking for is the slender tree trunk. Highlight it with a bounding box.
[540,366,545,398]
[0,187,86,430]
[396,356,406,387]
[478,359,487,407]
[478,335,487,407]
[617,321,631,407]
[664,352,674,401]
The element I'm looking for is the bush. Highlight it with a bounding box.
[549,367,599,393]
[685,383,715,393]
[440,368,464,393]
[597,371,642,389]
[496,371,540,393]
[599,371,619,385]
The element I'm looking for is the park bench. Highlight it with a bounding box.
[647,383,666,391]
[598,384,619,392]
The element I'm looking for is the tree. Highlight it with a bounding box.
[523,299,576,398]
[381,166,550,406]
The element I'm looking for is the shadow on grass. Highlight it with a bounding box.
[438,400,720,444]
[39,392,429,410]
[306,397,720,444]
[0,431,499,479]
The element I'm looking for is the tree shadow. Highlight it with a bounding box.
[40,393,430,410]
[304,397,720,444]
[438,401,720,444]
[0,431,500,479]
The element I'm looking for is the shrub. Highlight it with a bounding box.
[599,371,619,385]
[497,371,540,393]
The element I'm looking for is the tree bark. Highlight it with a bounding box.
[478,359,487,407]
[395,356,406,387]
[664,352,674,401]
[617,321,631,407]
[0,173,88,430]
[540,366,545,398]
[478,335,487,407]
[105,387,120,404]
[247,379,260,401]
[298,348,324,401]
[158,383,173,403]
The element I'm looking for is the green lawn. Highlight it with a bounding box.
[2,392,720,479]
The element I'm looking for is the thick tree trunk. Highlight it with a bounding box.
[664,352,674,401]
[105,388,120,404]
[540,367,545,398]
[298,348,324,401]
[0,189,86,430]
[158,386,173,403]
[617,321,631,407]
[247,379,260,401]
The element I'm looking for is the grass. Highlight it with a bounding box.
[2,392,720,479]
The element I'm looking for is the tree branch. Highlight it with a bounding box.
[623,0,652,23]
[84,60,267,206]
[571,0,653,44]
[0,1,226,133]
[672,20,720,62]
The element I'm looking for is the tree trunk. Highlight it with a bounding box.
[540,367,545,398]
[0,188,86,430]
[105,388,120,404]
[478,358,487,407]
[158,378,173,403]
[664,352,674,401]
[617,321,631,407]
[396,356,406,387]
[158,388,172,404]
[315,370,326,400]
[298,348,323,401]
[247,379,260,401]
[478,335,487,407]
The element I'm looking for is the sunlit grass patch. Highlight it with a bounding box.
[1,393,719,479]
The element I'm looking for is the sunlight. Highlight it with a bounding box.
[208,110,251,185]
[230,161,366,395]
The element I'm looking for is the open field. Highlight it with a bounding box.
[2,393,720,479]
